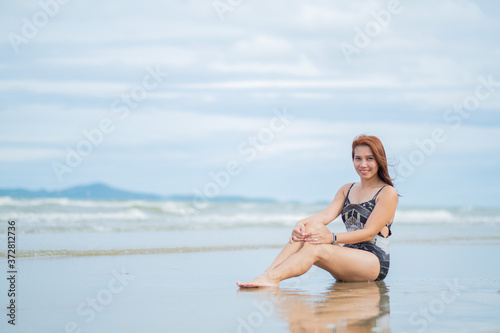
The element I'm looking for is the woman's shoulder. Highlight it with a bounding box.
[336,182,355,198]
[378,185,399,200]
[341,182,356,189]
[340,182,355,191]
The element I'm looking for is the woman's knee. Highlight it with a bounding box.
[304,221,327,234]
[301,242,330,261]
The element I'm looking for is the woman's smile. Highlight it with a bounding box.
[353,145,379,179]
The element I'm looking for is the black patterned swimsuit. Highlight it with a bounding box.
[342,183,392,281]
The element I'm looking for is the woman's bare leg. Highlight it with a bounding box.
[236,241,305,287]
[237,223,318,288]
[237,222,381,288]
[263,241,305,273]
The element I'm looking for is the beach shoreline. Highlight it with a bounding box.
[2,243,500,333]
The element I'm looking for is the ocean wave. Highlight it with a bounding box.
[0,196,194,215]
[1,208,149,222]
[395,208,500,224]
[395,209,455,223]
[1,198,499,235]
[184,212,304,225]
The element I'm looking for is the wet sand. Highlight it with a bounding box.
[2,244,500,333]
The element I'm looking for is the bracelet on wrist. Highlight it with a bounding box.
[332,232,337,245]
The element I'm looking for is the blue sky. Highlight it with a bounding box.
[1,0,499,206]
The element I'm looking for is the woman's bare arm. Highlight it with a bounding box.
[301,183,352,225]
[290,184,351,242]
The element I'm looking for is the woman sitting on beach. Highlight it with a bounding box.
[237,134,398,288]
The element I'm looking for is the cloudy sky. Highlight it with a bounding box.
[1,0,499,206]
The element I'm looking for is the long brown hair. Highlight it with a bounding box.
[351,134,394,187]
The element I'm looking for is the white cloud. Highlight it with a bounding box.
[37,46,197,68]
[233,35,294,57]
[299,3,363,27]
[0,80,127,97]
[0,148,62,162]
[208,55,321,76]
[177,77,400,90]
[1,0,499,205]
[105,109,270,145]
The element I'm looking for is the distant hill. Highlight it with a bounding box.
[0,183,277,202]
[0,183,161,200]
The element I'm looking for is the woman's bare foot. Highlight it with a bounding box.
[236,274,279,288]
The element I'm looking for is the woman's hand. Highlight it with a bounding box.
[289,221,306,243]
[303,227,334,245]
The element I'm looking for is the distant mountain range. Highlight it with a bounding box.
[0,183,277,202]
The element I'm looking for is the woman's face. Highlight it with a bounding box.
[353,145,379,180]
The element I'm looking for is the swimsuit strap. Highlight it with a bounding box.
[345,183,356,202]
[346,183,388,203]
[372,185,388,200]
[347,183,355,195]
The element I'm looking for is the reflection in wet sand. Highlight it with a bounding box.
[276,281,390,333]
